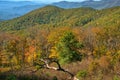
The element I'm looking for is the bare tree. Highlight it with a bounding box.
[34,58,79,80]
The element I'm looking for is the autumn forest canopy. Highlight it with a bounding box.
[0,5,120,80]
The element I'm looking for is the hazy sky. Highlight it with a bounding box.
[5,0,101,3]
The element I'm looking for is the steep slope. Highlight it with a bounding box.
[85,6,120,27]
[0,6,120,31]
[0,5,96,31]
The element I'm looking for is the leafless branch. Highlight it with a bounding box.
[40,58,79,80]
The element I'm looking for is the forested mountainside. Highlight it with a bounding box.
[0,6,95,31]
[0,6,120,31]
[0,5,120,80]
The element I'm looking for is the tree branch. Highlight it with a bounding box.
[40,58,79,80]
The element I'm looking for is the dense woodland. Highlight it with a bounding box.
[0,5,120,80]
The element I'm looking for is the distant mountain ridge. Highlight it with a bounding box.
[52,1,82,9]
[0,0,120,21]
[52,0,120,9]
[0,1,46,20]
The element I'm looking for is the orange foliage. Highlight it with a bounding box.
[72,27,84,41]
[25,46,36,63]
[98,56,111,69]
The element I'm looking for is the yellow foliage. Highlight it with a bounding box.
[11,56,18,65]
[106,51,112,56]
[88,61,99,74]
[27,56,32,63]
[48,27,71,44]
[93,46,107,57]
[49,47,58,58]
[27,52,36,63]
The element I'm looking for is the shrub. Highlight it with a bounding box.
[18,76,31,80]
[18,75,38,80]
[98,56,110,70]
[88,61,99,74]
[113,75,120,80]
[6,74,17,80]
[52,76,58,80]
[76,70,88,79]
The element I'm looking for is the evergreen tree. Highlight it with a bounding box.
[57,31,83,64]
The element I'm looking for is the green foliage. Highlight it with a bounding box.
[0,5,120,80]
[111,51,120,65]
[113,75,120,80]
[0,6,96,31]
[52,76,58,80]
[18,75,38,80]
[18,77,30,80]
[76,70,88,79]
[6,74,17,80]
[0,6,120,32]
[57,31,83,64]
[85,7,120,28]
